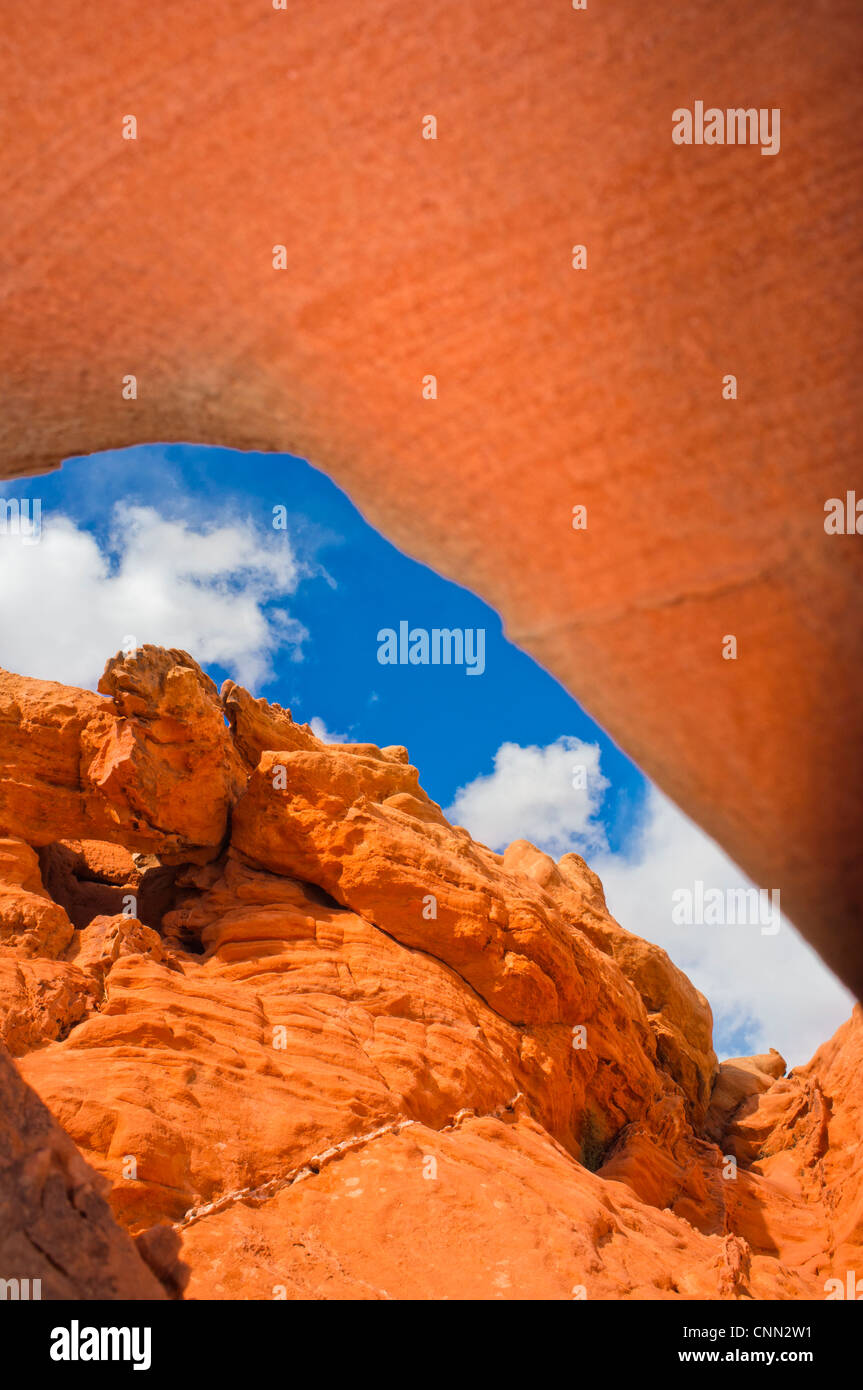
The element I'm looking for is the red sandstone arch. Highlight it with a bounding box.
[1,1,861,995]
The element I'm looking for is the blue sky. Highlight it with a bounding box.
[0,444,854,1063]
[1,443,647,848]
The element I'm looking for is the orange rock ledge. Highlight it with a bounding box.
[0,647,860,1299]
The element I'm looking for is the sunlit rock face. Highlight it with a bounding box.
[0,647,859,1299]
[0,1,861,1004]
[0,651,243,858]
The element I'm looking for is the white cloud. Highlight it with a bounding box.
[447,741,854,1066]
[593,789,855,1066]
[309,717,348,744]
[0,504,306,690]
[446,737,609,858]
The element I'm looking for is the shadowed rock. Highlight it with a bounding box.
[0,1044,168,1300]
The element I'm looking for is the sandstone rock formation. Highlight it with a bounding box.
[0,647,860,1299]
[0,652,243,858]
[1,1,861,1003]
[0,1044,168,1300]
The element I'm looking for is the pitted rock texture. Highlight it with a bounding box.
[0,647,860,1299]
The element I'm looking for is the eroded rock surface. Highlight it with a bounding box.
[0,649,243,860]
[1,0,861,1005]
[0,647,860,1299]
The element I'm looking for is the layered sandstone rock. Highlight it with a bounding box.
[703,1049,787,1144]
[0,647,860,1299]
[0,649,243,858]
[1,0,861,1006]
[0,838,74,957]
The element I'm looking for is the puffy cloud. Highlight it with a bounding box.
[0,504,306,690]
[446,736,609,858]
[309,717,348,744]
[593,789,855,1065]
[447,741,854,1066]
